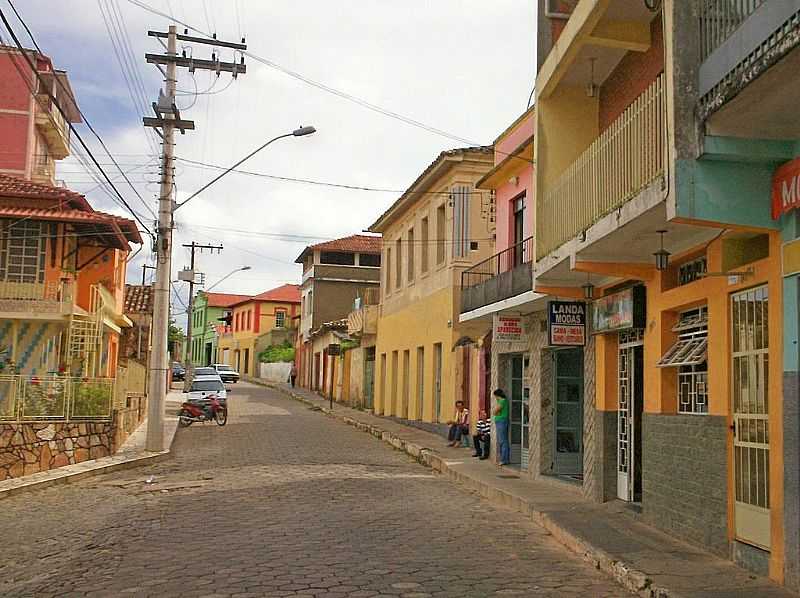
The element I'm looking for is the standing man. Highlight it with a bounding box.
[290,362,298,388]
[493,389,510,466]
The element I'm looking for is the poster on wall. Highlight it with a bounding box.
[591,286,646,334]
[494,316,524,342]
[547,301,586,346]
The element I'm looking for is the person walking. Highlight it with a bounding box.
[290,363,298,388]
[493,389,511,465]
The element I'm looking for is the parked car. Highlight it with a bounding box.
[184,375,229,405]
[213,363,240,384]
[172,363,185,381]
[193,366,222,380]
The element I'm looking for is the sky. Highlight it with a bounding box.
[8,0,536,325]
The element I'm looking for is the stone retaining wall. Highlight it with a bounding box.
[0,421,113,480]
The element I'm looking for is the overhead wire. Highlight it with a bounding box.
[122,0,535,167]
[2,1,156,234]
[173,156,491,197]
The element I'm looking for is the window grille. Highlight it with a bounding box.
[658,306,709,414]
[678,256,707,286]
[0,220,46,283]
[275,310,286,329]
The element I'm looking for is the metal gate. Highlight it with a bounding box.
[618,329,643,501]
[364,355,375,409]
[731,285,771,549]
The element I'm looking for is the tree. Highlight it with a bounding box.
[168,318,185,359]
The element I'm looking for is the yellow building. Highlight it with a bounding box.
[216,284,300,377]
[369,147,493,423]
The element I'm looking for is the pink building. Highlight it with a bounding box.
[460,106,536,318]
[0,45,80,185]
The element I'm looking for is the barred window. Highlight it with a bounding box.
[678,256,707,286]
[658,306,708,414]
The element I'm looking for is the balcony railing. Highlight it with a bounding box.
[460,237,533,314]
[700,0,766,61]
[698,1,800,111]
[538,74,666,259]
[0,280,74,314]
[34,94,70,159]
[354,287,380,310]
[0,375,114,423]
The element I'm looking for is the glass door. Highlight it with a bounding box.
[732,285,770,549]
[554,348,584,476]
[509,354,527,469]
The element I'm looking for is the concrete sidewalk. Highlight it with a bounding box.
[0,390,183,498]
[265,381,795,598]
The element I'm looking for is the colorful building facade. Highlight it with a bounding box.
[525,1,800,589]
[369,147,494,424]
[295,235,381,392]
[189,291,250,367]
[216,284,300,377]
[0,45,80,186]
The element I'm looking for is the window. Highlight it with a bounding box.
[452,185,471,258]
[407,227,415,282]
[385,248,392,293]
[320,251,355,265]
[512,194,526,266]
[234,313,239,331]
[359,253,381,267]
[678,256,707,286]
[395,239,402,289]
[420,217,429,273]
[275,310,286,328]
[248,310,253,330]
[658,306,709,414]
[436,204,446,264]
[0,220,46,283]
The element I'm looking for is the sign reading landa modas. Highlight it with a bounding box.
[547,301,586,346]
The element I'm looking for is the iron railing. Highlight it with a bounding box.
[700,0,766,60]
[0,280,74,314]
[0,375,114,422]
[461,236,534,290]
[538,74,666,259]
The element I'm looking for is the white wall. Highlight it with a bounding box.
[258,362,293,383]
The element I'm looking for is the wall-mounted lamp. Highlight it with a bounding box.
[582,273,595,300]
[586,57,598,98]
[654,230,670,271]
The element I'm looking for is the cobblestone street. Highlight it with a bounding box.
[0,383,628,597]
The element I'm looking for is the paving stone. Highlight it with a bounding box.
[0,383,627,597]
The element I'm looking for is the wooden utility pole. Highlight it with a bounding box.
[144,25,246,452]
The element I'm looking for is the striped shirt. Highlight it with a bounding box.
[476,419,491,435]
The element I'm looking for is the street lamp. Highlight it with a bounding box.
[205,265,252,292]
[175,126,316,211]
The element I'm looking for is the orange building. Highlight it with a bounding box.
[217,284,300,376]
[0,174,141,419]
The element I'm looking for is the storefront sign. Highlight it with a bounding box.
[547,301,586,346]
[494,316,524,342]
[772,157,800,219]
[591,286,646,334]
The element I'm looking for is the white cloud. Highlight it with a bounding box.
[19,0,536,326]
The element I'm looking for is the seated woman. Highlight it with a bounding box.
[446,400,469,447]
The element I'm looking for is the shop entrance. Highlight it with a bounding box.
[617,329,644,502]
[731,285,771,549]
[553,348,584,476]
[507,354,528,470]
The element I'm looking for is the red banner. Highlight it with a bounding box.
[772,157,800,219]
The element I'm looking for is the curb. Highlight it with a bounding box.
[266,382,672,598]
[0,417,179,499]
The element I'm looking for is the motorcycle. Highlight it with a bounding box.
[177,395,227,427]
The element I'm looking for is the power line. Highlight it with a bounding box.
[124,0,537,168]
[1,2,155,236]
[123,0,481,147]
[174,156,488,197]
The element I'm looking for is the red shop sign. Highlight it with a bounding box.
[772,157,800,219]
